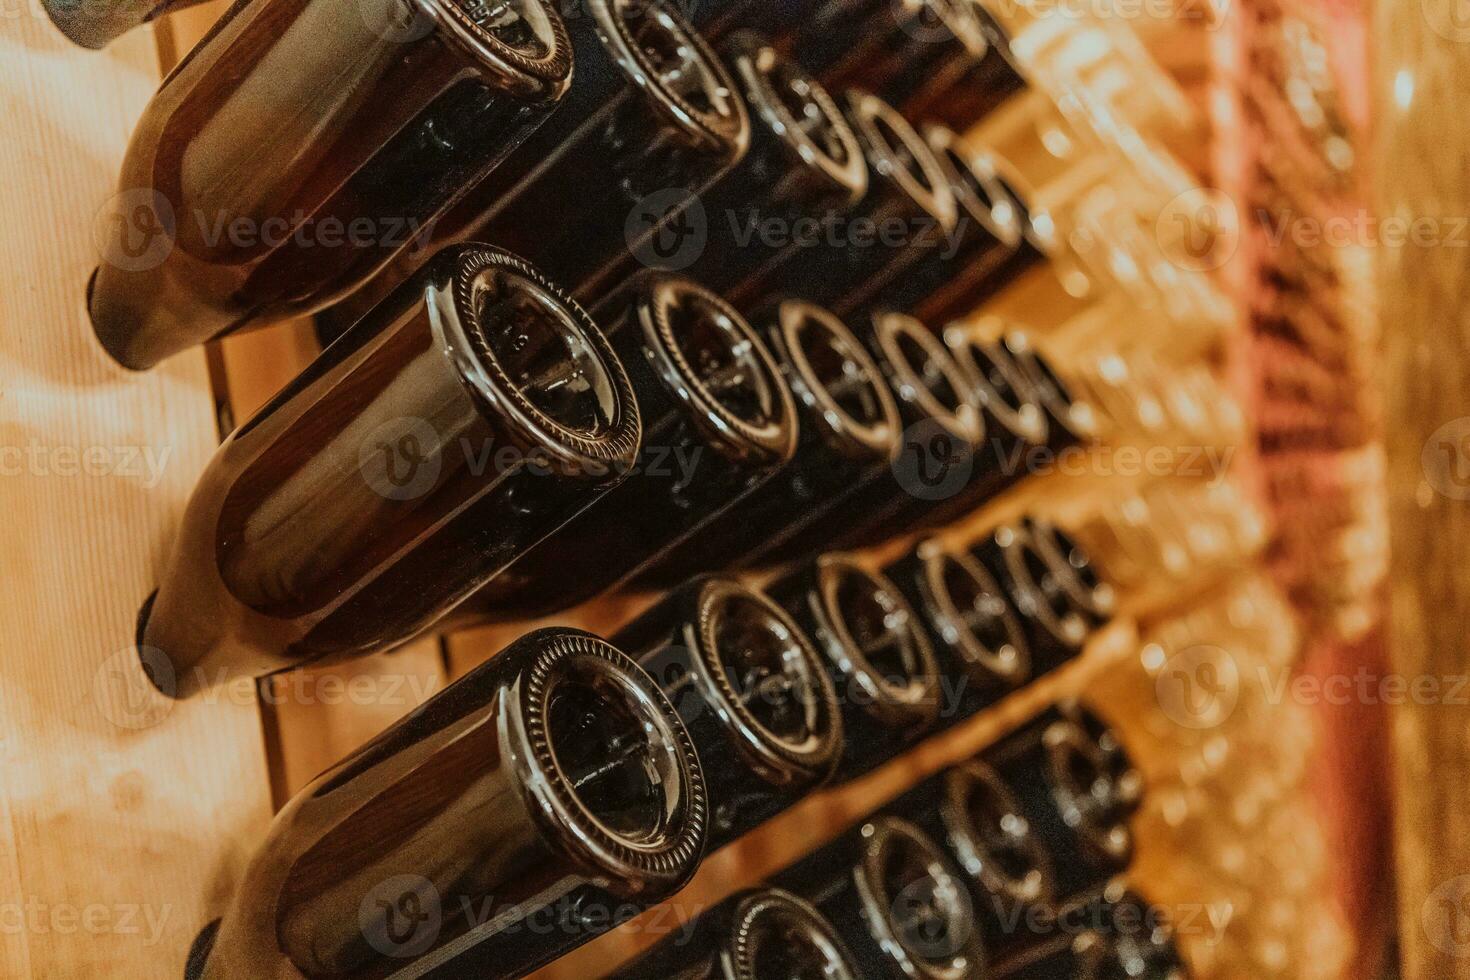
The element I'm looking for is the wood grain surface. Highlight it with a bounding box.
[0,14,273,978]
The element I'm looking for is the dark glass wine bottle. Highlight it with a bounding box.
[727,90,958,314]
[767,554,941,780]
[889,762,1059,957]
[991,886,1192,980]
[970,522,1092,675]
[632,299,901,582]
[462,273,798,621]
[997,332,1097,451]
[139,246,641,697]
[90,0,573,370]
[607,887,861,980]
[794,0,993,107]
[883,538,1031,724]
[981,705,1140,901]
[850,124,1047,322]
[189,629,707,980]
[611,576,843,849]
[814,311,984,552]
[688,33,870,296]
[907,325,1055,532]
[781,816,987,980]
[1023,516,1117,628]
[318,0,752,347]
[691,0,819,40]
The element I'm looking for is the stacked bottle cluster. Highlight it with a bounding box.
[53,0,1256,976]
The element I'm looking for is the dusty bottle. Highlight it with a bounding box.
[139,246,641,697]
[611,577,844,849]
[90,0,573,370]
[884,538,1031,724]
[891,762,1061,958]
[607,886,861,980]
[728,89,958,314]
[780,816,988,980]
[189,629,708,980]
[464,273,798,621]
[768,554,941,779]
[814,311,984,552]
[633,299,901,582]
[981,704,1142,901]
[688,33,870,296]
[319,0,752,346]
[970,522,1093,675]
[992,886,1192,980]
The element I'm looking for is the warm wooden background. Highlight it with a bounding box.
[1376,2,1470,978]
[0,11,274,979]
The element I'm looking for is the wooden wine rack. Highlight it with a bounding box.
[0,2,1365,979]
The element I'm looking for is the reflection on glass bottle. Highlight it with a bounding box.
[885,538,1032,724]
[463,273,797,621]
[768,554,940,780]
[779,816,987,980]
[970,522,1094,675]
[190,628,707,980]
[728,90,958,315]
[688,33,870,296]
[607,887,861,980]
[634,299,901,580]
[319,0,752,346]
[90,0,573,369]
[612,576,843,849]
[140,246,640,696]
[982,704,1141,901]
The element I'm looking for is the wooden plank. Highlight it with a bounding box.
[1374,6,1470,979]
[0,14,273,978]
